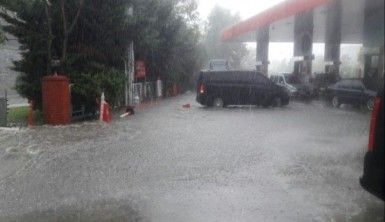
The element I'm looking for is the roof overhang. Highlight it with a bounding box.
[220,0,366,44]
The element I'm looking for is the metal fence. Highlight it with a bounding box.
[0,93,7,127]
[132,81,157,105]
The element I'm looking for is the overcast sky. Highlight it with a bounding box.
[197,0,303,60]
[197,0,285,20]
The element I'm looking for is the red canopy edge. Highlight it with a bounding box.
[220,0,330,42]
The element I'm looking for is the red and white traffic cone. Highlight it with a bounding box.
[99,93,105,121]
[99,92,111,123]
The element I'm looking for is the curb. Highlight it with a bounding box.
[8,103,29,108]
[135,99,161,111]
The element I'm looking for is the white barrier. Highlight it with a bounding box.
[132,81,161,104]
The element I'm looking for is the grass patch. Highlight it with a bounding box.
[7,106,29,122]
[7,106,43,125]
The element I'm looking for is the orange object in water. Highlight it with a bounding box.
[42,74,70,125]
[182,103,191,109]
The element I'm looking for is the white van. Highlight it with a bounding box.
[208,59,230,71]
[270,73,298,96]
[270,73,313,99]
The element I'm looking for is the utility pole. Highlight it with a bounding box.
[126,41,135,106]
[125,58,129,106]
[125,6,135,106]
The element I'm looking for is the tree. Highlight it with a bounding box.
[59,0,84,66]
[203,6,248,69]
[128,0,203,91]
[1,0,50,108]
[44,0,53,74]
[0,26,5,44]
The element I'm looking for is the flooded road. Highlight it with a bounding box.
[0,93,383,221]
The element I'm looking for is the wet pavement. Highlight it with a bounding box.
[0,93,383,222]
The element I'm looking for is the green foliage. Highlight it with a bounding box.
[7,106,29,122]
[69,66,126,107]
[1,0,53,109]
[203,6,248,69]
[7,106,43,125]
[130,0,203,92]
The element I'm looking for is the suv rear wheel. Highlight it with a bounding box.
[332,96,340,108]
[367,97,375,111]
[272,96,283,107]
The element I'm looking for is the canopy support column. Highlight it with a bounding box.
[293,10,314,83]
[324,0,342,76]
[256,25,270,76]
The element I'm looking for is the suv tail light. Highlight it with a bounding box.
[199,83,205,94]
[368,96,381,151]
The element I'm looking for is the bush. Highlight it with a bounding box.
[69,67,126,109]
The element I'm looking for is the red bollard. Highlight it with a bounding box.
[103,102,111,123]
[99,92,110,123]
[100,101,111,123]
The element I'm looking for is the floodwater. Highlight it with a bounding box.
[0,93,383,221]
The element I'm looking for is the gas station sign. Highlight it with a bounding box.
[135,61,146,79]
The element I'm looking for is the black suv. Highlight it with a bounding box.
[326,79,377,110]
[360,89,384,200]
[196,71,289,107]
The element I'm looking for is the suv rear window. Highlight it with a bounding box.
[284,74,301,84]
[255,74,269,84]
[337,80,350,88]
[350,80,365,90]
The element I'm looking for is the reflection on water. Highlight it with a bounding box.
[0,199,145,222]
[332,202,384,222]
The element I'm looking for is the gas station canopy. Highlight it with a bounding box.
[220,0,370,44]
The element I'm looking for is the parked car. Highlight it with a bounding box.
[208,59,230,71]
[312,72,341,98]
[360,89,384,200]
[326,79,377,110]
[270,73,312,99]
[270,73,297,96]
[196,71,289,107]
